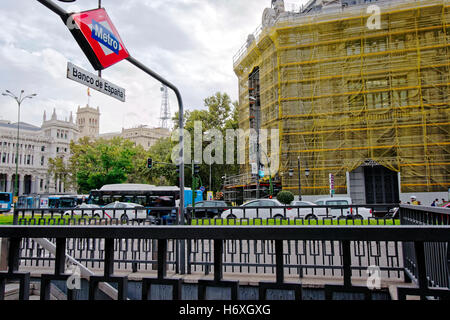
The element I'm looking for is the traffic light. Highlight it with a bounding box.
[147,158,153,169]
[176,164,180,175]
[194,164,200,175]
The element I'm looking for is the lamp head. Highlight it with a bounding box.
[305,168,310,177]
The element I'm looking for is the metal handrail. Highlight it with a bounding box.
[0,225,449,241]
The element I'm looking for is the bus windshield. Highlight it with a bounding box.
[59,198,77,208]
[0,193,11,202]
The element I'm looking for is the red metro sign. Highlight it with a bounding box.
[68,8,129,70]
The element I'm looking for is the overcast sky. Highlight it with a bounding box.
[0,0,305,134]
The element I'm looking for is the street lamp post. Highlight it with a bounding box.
[298,156,302,201]
[2,90,37,203]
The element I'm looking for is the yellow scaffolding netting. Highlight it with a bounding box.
[233,0,450,195]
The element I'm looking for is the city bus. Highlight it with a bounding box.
[48,195,81,209]
[88,184,203,207]
[88,184,203,218]
[0,192,13,213]
[17,195,40,209]
[16,194,90,210]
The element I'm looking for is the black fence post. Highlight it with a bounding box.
[55,238,66,275]
[414,241,428,298]
[158,239,167,280]
[104,238,115,278]
[275,240,284,284]
[7,238,21,274]
[214,239,223,282]
[342,240,352,287]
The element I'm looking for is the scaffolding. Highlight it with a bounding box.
[233,0,450,196]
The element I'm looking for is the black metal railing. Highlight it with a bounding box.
[12,204,399,226]
[400,204,450,290]
[186,203,399,225]
[9,205,400,278]
[0,225,449,300]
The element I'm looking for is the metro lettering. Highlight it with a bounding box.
[91,19,120,54]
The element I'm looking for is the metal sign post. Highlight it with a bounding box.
[37,0,186,274]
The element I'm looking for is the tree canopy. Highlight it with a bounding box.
[49,92,240,194]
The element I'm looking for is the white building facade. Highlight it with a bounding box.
[0,104,171,197]
[0,109,78,196]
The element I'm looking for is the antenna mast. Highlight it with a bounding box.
[159,85,171,129]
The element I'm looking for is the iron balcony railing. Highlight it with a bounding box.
[0,224,449,300]
[399,204,450,290]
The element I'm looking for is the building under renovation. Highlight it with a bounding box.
[226,0,450,204]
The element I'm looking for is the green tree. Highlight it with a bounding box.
[172,92,240,192]
[68,137,145,193]
[143,137,178,186]
[48,156,72,192]
[276,191,294,205]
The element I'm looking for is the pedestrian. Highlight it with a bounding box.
[442,199,446,206]
[431,199,437,207]
[410,196,419,205]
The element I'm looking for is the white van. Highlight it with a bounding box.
[314,197,372,219]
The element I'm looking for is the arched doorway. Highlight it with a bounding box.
[349,161,400,204]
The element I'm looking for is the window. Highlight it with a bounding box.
[41,156,45,166]
[326,200,349,206]
[243,201,261,207]
[260,200,278,207]
[41,146,45,152]
[346,40,361,56]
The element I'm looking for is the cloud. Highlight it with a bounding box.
[0,0,307,134]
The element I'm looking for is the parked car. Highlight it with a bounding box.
[221,199,297,220]
[101,201,148,222]
[187,200,229,219]
[290,200,332,219]
[63,203,102,217]
[314,197,372,219]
